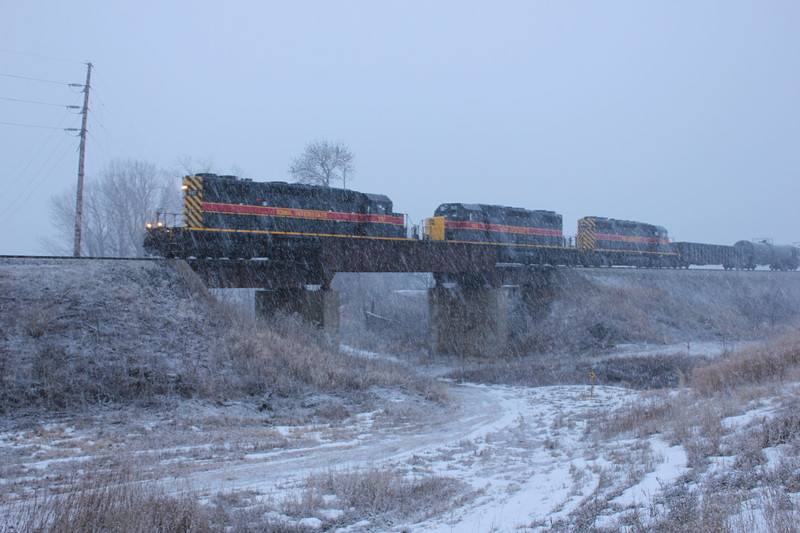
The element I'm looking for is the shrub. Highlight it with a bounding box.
[10,477,213,533]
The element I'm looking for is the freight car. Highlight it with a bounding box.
[144,174,406,258]
[672,242,742,270]
[734,240,800,271]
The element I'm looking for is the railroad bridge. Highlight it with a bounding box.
[180,239,556,356]
[178,240,800,356]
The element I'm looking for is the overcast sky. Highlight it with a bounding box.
[2,1,798,255]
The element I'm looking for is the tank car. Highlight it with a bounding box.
[771,245,800,271]
[145,174,406,258]
[733,240,800,271]
[577,216,678,267]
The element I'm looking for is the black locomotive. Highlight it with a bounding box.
[145,174,798,270]
[424,202,797,270]
[576,216,677,267]
[424,203,566,263]
[144,173,406,258]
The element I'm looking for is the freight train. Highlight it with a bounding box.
[144,174,799,271]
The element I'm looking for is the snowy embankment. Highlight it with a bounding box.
[2,257,799,531]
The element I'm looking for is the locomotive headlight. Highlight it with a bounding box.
[157,221,164,227]
[146,223,153,229]
[181,184,189,190]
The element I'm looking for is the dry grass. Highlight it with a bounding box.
[4,465,467,533]
[600,328,800,438]
[282,467,469,529]
[6,474,214,533]
[443,351,704,390]
[0,261,446,412]
[222,311,448,403]
[508,269,800,356]
[586,325,800,532]
[692,332,800,395]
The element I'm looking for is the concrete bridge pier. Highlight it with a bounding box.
[428,286,509,356]
[255,288,340,335]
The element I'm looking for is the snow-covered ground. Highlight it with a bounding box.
[0,379,690,531]
[2,258,799,531]
[3,349,800,531]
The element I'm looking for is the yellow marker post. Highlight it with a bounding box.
[589,371,596,397]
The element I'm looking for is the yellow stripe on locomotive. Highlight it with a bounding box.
[577,217,597,251]
[424,217,446,241]
[182,175,204,229]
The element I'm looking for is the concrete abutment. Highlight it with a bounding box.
[428,286,510,356]
[255,289,341,335]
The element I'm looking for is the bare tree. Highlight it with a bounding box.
[173,155,216,176]
[42,158,179,257]
[288,140,355,188]
[172,156,248,181]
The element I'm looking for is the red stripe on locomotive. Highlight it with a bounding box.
[202,202,405,226]
[594,233,670,245]
[443,220,563,237]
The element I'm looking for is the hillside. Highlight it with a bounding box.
[0,257,444,412]
[2,258,800,532]
[517,267,800,353]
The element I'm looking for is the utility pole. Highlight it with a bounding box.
[73,62,92,257]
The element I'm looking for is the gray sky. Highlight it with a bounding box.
[2,1,798,255]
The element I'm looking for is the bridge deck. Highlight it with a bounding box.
[187,240,499,288]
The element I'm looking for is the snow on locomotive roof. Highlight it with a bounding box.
[191,173,390,198]
[584,216,666,228]
[441,202,558,215]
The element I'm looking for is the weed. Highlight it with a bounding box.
[287,467,469,528]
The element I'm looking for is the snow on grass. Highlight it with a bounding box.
[340,344,403,363]
[594,437,689,529]
[1,381,700,531]
[611,439,688,508]
[400,385,655,532]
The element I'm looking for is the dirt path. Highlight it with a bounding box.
[172,383,674,532]
[1,382,689,532]
[176,384,519,498]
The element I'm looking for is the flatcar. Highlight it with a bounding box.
[144,174,406,258]
[576,216,678,267]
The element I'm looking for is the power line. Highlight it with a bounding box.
[0,134,75,226]
[0,72,78,86]
[6,107,77,179]
[91,74,159,162]
[0,96,81,109]
[0,121,79,131]
[0,112,75,224]
[90,89,152,162]
[0,47,86,65]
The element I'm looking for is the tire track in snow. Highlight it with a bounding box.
[177,383,524,498]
